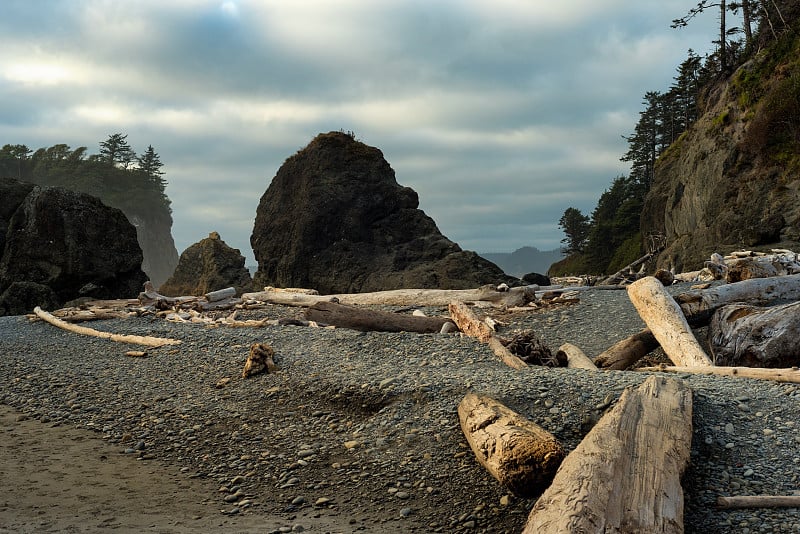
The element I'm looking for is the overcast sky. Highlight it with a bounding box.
[0,1,718,264]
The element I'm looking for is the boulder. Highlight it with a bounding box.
[0,281,60,317]
[522,272,551,286]
[159,231,252,296]
[251,132,510,294]
[0,183,147,314]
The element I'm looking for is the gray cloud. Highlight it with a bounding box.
[1,1,720,264]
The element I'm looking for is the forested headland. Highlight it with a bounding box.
[552,0,799,276]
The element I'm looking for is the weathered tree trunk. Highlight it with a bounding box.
[244,284,537,308]
[557,343,597,370]
[594,328,659,370]
[448,301,528,369]
[708,301,800,367]
[457,393,565,498]
[674,273,800,325]
[204,287,236,302]
[33,306,181,348]
[637,365,800,384]
[304,301,452,333]
[628,277,712,367]
[523,376,693,533]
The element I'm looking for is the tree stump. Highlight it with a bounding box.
[458,393,565,498]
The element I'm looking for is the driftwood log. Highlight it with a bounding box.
[675,273,800,325]
[523,375,693,533]
[716,495,800,509]
[244,285,538,308]
[557,343,598,370]
[638,365,800,384]
[457,393,565,498]
[628,277,712,367]
[709,301,800,367]
[448,302,527,369]
[33,307,181,348]
[304,301,453,333]
[594,328,659,370]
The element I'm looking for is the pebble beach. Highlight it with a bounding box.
[2,285,800,533]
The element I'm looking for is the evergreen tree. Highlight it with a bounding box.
[136,145,166,191]
[558,207,590,255]
[99,133,136,169]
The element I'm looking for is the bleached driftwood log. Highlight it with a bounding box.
[458,393,565,498]
[593,328,659,370]
[599,246,664,286]
[628,277,712,367]
[304,301,453,333]
[638,365,800,384]
[448,301,527,369]
[709,301,800,367]
[204,287,237,302]
[557,343,597,370]
[243,284,538,308]
[523,376,693,533]
[716,495,800,509]
[33,307,181,348]
[675,273,800,325]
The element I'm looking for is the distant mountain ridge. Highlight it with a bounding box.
[479,246,564,278]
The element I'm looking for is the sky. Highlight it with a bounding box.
[0,1,719,265]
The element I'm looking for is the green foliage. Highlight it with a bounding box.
[558,207,590,254]
[547,253,593,277]
[606,233,644,274]
[0,136,172,226]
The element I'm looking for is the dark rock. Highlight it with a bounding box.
[0,184,147,314]
[521,272,551,286]
[0,281,59,316]
[251,132,510,293]
[159,232,252,296]
[0,178,35,254]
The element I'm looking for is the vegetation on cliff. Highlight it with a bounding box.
[552,1,798,276]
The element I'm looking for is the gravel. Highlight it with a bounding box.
[2,285,800,533]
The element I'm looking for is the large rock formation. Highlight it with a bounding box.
[251,132,510,294]
[643,27,800,272]
[159,231,252,296]
[128,211,179,289]
[0,180,147,315]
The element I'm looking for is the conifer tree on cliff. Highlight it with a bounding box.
[99,133,136,169]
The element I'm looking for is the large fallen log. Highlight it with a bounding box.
[637,364,800,384]
[457,393,565,498]
[523,375,693,533]
[593,328,659,370]
[243,284,538,308]
[628,277,712,367]
[708,301,800,367]
[33,307,181,348]
[304,301,453,333]
[448,301,527,369]
[675,273,800,326]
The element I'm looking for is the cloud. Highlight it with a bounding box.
[0,1,722,264]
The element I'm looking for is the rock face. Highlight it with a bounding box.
[0,180,147,315]
[251,132,510,294]
[128,212,179,289]
[642,30,800,272]
[159,232,252,296]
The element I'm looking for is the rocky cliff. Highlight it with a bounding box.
[251,132,511,293]
[643,26,800,272]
